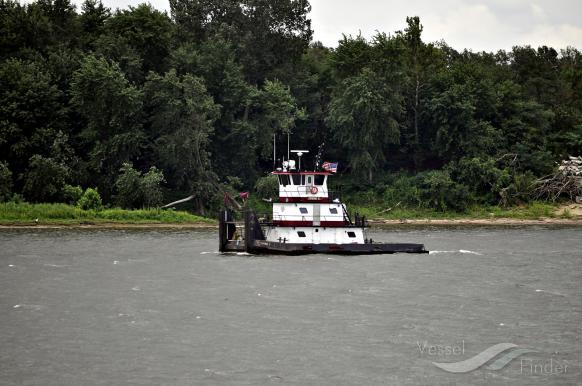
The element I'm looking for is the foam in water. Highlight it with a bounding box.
[429,250,483,255]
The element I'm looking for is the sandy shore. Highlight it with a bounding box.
[368,218,582,226]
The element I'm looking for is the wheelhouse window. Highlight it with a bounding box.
[299,207,308,214]
[306,175,313,185]
[297,231,306,237]
[329,208,338,214]
[347,231,356,238]
[314,175,325,185]
[278,175,290,186]
[291,174,301,185]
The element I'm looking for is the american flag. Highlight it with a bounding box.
[322,161,338,173]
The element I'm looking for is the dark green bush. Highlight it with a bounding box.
[115,163,166,209]
[78,188,102,210]
[448,157,510,204]
[115,163,142,209]
[254,175,279,199]
[22,155,69,202]
[141,167,165,208]
[501,171,536,206]
[418,170,471,211]
[62,184,83,205]
[0,162,12,202]
[382,174,422,208]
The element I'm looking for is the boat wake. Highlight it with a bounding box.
[429,249,483,255]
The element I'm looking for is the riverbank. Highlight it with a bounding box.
[1,202,580,229]
[0,202,215,227]
[2,218,580,229]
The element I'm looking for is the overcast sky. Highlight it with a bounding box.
[78,0,582,52]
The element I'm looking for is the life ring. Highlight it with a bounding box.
[310,186,318,194]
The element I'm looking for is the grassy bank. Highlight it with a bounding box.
[1,201,579,227]
[0,202,215,225]
[346,201,578,221]
[250,197,579,222]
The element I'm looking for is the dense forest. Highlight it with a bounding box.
[1,0,581,214]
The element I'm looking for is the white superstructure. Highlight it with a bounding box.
[261,169,367,245]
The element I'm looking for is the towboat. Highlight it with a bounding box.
[218,151,428,255]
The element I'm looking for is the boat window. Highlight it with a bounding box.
[347,231,356,238]
[329,208,338,214]
[291,174,301,185]
[297,231,306,237]
[301,175,306,185]
[299,207,308,214]
[314,175,325,185]
[306,175,313,185]
[279,175,290,186]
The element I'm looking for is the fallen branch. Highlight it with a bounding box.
[533,156,582,202]
[379,202,401,213]
[161,195,196,209]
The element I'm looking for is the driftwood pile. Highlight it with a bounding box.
[533,156,582,202]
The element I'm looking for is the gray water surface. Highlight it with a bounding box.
[0,227,581,385]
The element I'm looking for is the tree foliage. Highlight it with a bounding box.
[0,162,13,202]
[115,162,165,208]
[0,2,580,212]
[327,68,402,182]
[78,187,102,210]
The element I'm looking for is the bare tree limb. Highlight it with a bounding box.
[161,195,196,208]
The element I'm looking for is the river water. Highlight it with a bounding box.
[0,226,580,385]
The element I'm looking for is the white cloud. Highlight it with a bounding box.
[310,0,582,51]
[519,23,582,49]
[69,0,582,52]
[530,3,546,19]
[422,3,517,52]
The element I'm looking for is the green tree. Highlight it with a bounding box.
[330,33,372,79]
[169,0,312,83]
[115,163,166,208]
[144,69,219,192]
[0,162,13,202]
[22,154,69,202]
[103,4,173,76]
[71,54,144,198]
[0,58,66,184]
[419,170,470,211]
[141,166,165,208]
[398,17,444,168]
[62,184,83,204]
[79,0,110,50]
[255,79,306,160]
[326,68,402,182]
[254,174,278,199]
[78,187,102,210]
[115,162,142,208]
[448,157,511,204]
[169,36,256,181]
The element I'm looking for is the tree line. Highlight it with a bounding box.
[1,0,581,213]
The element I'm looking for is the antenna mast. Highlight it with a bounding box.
[287,131,290,162]
[291,150,309,171]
